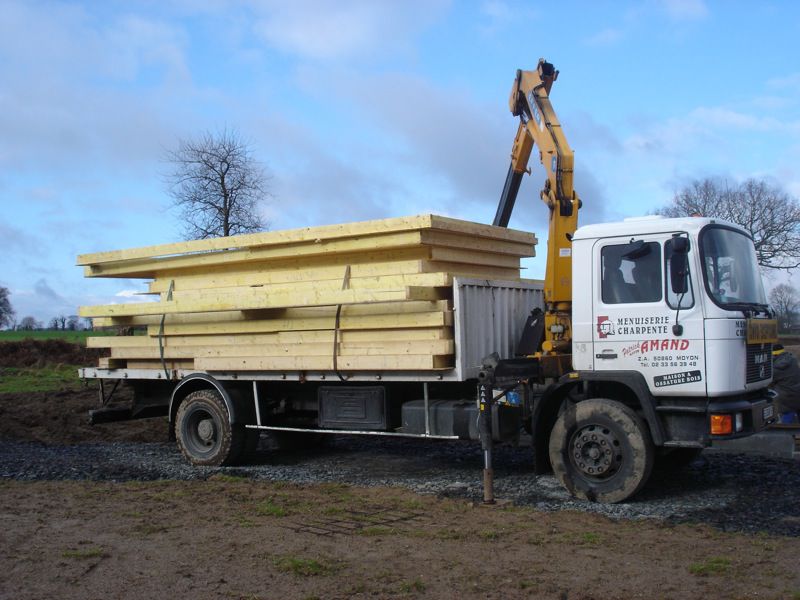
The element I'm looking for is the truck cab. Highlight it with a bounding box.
[572,215,774,400]
[529,216,777,503]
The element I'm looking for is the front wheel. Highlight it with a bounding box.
[175,389,244,466]
[548,398,654,503]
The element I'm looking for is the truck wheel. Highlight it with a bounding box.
[548,398,654,503]
[176,389,244,466]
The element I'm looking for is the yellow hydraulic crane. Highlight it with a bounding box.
[494,58,581,363]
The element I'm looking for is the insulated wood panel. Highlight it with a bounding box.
[79,213,536,374]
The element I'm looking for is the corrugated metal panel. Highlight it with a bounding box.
[453,278,545,380]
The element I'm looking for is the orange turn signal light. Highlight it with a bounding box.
[710,414,733,435]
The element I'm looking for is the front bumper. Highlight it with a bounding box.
[658,389,777,447]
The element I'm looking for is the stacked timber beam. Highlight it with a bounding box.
[78,214,537,373]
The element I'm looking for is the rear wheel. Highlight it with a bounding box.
[176,389,244,466]
[548,398,654,503]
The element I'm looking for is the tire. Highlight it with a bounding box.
[175,389,244,466]
[548,398,654,503]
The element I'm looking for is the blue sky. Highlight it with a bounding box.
[1,0,798,323]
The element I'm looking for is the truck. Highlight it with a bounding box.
[80,59,778,503]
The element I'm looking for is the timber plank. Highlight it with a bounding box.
[428,247,520,268]
[125,360,195,370]
[166,273,453,300]
[91,300,453,329]
[419,230,534,257]
[84,231,428,278]
[109,340,455,360]
[78,214,536,266]
[146,311,454,336]
[80,286,451,318]
[194,354,454,371]
[146,260,428,293]
[88,327,453,349]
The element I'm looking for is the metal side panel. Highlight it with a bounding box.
[453,277,545,380]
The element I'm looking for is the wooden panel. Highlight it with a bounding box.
[91,300,453,328]
[79,213,535,374]
[78,213,536,266]
[109,340,455,360]
[80,286,451,319]
[147,260,427,293]
[88,327,453,349]
[419,230,534,257]
[84,231,428,278]
[146,311,454,336]
[428,247,520,268]
[166,273,453,301]
[194,354,454,371]
[125,360,195,370]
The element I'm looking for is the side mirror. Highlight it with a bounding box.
[670,235,689,294]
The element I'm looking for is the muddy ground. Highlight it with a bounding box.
[1,340,799,599]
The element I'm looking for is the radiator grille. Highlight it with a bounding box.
[746,343,772,383]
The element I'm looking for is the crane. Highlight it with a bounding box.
[494,58,581,364]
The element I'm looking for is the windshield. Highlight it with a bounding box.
[701,226,766,307]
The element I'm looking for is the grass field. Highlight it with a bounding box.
[0,366,81,394]
[0,330,113,344]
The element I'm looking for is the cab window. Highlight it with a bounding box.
[601,242,662,304]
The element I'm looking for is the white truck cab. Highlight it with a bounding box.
[571,215,773,399]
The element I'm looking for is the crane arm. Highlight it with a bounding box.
[494,59,581,358]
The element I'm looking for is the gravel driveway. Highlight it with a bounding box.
[2,434,798,537]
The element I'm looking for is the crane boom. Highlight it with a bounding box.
[494,59,581,357]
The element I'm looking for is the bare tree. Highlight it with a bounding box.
[48,317,59,330]
[164,129,270,240]
[19,316,41,330]
[0,286,14,330]
[769,283,799,332]
[67,315,81,331]
[658,177,800,270]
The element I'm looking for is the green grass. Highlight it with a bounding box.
[689,556,732,576]
[399,579,426,593]
[582,532,601,544]
[62,547,104,559]
[0,330,114,344]
[255,500,287,517]
[0,365,81,393]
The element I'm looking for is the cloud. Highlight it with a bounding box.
[316,71,508,206]
[584,27,623,47]
[658,0,709,21]
[33,279,66,304]
[0,1,193,173]
[0,224,44,257]
[251,0,449,61]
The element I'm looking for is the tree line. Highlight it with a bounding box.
[0,287,91,332]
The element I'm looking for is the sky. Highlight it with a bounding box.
[1,0,799,324]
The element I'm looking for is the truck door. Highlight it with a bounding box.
[592,236,706,396]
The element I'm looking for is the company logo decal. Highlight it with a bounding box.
[653,370,702,387]
[596,316,670,338]
[596,316,614,338]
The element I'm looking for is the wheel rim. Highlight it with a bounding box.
[568,424,622,480]
[181,405,220,458]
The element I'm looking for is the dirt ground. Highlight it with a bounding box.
[1,340,800,599]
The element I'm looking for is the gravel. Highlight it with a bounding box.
[2,435,799,536]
